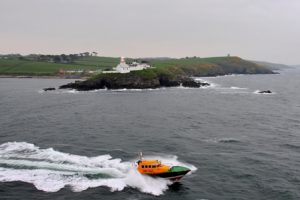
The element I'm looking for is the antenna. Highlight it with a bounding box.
[139,152,143,160]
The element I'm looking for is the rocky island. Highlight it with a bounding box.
[59,56,274,91]
[60,72,209,90]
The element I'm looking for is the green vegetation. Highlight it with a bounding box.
[0,54,273,77]
[59,56,274,90]
[150,56,273,76]
[0,56,119,76]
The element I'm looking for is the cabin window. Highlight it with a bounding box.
[152,165,156,168]
[142,165,144,168]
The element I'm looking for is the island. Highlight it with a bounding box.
[59,56,274,90]
[0,54,274,90]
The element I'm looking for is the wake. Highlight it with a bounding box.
[0,142,196,196]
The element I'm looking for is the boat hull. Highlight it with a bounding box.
[150,166,191,181]
[153,171,189,181]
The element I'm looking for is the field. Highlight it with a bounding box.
[0,56,120,76]
[0,55,272,77]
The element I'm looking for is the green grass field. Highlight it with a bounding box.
[0,56,272,77]
[0,56,120,76]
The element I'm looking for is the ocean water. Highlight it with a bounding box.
[0,68,299,200]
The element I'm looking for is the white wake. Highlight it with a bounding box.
[0,142,196,196]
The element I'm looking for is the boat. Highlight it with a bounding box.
[136,153,191,181]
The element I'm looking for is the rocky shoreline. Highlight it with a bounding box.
[59,75,209,90]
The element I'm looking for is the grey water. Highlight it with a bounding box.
[0,68,300,200]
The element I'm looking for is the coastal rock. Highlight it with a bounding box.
[59,74,209,91]
[181,78,201,88]
[60,76,161,90]
[181,77,210,88]
[258,90,272,94]
[158,76,181,87]
[43,87,56,91]
[200,82,210,87]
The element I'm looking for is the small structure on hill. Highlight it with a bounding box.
[106,57,151,73]
[115,57,131,73]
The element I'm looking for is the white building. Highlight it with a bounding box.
[115,57,151,73]
[115,57,131,73]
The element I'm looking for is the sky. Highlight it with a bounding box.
[0,0,299,64]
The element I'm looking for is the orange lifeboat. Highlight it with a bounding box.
[136,153,190,182]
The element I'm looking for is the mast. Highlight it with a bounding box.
[139,152,143,161]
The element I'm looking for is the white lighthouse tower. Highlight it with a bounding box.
[116,56,130,73]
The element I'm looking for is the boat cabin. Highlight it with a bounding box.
[137,159,170,174]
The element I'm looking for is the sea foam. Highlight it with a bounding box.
[0,142,196,196]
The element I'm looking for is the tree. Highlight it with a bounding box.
[83,52,90,57]
[53,56,61,63]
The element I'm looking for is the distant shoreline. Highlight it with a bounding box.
[0,75,84,80]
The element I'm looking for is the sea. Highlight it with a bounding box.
[0,68,299,200]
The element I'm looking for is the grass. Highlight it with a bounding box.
[72,56,120,69]
[0,55,272,77]
[150,56,272,76]
[0,56,120,76]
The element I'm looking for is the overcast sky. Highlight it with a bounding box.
[0,0,299,64]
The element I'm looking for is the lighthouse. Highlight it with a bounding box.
[111,56,151,73]
[115,56,130,73]
[120,56,126,63]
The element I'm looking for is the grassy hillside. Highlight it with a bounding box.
[0,55,273,77]
[86,56,273,87]
[252,60,293,70]
[150,56,273,76]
